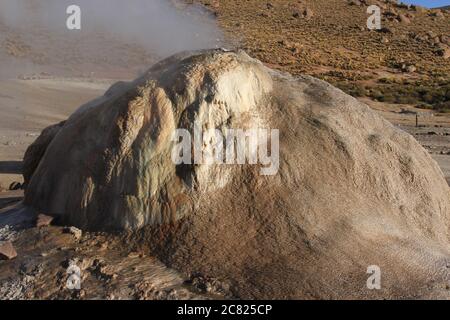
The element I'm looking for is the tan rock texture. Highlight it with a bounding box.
[0,241,17,260]
[24,50,450,299]
[22,121,65,187]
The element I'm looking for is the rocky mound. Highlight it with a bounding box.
[23,50,450,299]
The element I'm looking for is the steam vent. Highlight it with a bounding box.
[23,50,450,298]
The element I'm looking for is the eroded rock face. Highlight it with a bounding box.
[25,50,273,230]
[22,121,65,187]
[24,50,450,299]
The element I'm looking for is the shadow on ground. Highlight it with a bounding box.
[0,161,22,175]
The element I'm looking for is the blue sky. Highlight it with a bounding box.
[401,0,450,7]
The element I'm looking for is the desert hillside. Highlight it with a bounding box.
[197,0,449,112]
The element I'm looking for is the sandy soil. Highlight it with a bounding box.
[0,203,227,300]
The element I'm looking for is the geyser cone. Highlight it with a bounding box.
[24,50,450,299]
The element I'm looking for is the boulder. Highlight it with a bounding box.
[397,14,411,24]
[36,214,54,228]
[0,241,17,260]
[24,50,450,299]
[63,226,82,240]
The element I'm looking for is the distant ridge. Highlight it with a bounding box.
[436,5,450,10]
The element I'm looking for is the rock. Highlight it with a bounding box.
[432,36,441,45]
[440,35,450,46]
[436,46,450,59]
[292,6,313,20]
[210,0,220,10]
[378,27,392,34]
[22,121,65,187]
[36,214,54,228]
[127,252,140,258]
[8,182,22,191]
[0,241,17,260]
[189,274,232,297]
[23,50,450,299]
[63,227,82,240]
[430,10,444,18]
[397,14,411,24]
[427,31,437,38]
[303,7,314,19]
[443,49,450,60]
[404,65,417,73]
[348,0,362,6]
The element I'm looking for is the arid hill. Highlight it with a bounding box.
[197,0,450,112]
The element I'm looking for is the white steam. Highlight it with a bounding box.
[0,0,223,56]
[0,0,224,79]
